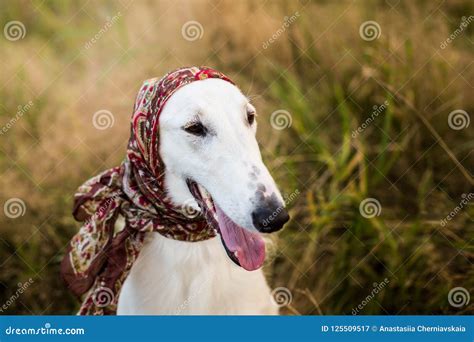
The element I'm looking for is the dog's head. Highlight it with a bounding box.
[159,78,289,270]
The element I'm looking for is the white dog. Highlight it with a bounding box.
[117,78,289,314]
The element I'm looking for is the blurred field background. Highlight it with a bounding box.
[0,0,473,314]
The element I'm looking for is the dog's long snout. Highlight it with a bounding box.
[251,199,290,233]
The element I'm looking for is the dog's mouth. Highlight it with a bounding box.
[186,179,265,271]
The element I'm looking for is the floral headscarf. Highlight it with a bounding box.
[61,66,235,315]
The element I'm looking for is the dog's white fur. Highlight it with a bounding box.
[117,79,282,314]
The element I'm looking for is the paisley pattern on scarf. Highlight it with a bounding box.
[61,66,235,315]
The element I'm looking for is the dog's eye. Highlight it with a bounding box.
[247,110,256,125]
[184,122,207,136]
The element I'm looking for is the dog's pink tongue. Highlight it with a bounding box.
[215,205,265,271]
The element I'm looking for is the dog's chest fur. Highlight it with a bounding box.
[117,220,277,315]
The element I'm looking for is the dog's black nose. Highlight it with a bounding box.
[252,204,290,233]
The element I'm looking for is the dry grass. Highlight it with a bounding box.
[0,0,473,314]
